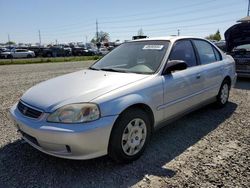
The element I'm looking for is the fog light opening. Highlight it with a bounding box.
[66,145,71,153]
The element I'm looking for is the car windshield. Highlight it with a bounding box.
[90,40,169,74]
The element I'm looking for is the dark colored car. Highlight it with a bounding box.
[225,22,250,77]
[214,40,226,52]
[72,47,95,56]
[27,46,45,57]
[42,46,72,57]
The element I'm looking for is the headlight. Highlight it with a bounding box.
[47,103,100,123]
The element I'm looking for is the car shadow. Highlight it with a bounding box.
[234,77,250,90]
[0,102,237,188]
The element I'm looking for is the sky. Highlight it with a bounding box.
[0,0,248,44]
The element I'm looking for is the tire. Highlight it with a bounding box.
[27,54,32,58]
[108,108,151,163]
[215,80,230,108]
[7,54,13,59]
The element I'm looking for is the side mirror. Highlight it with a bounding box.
[163,60,187,74]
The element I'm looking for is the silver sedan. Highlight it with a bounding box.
[9,36,236,163]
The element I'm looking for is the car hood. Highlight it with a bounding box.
[225,22,250,52]
[21,69,149,112]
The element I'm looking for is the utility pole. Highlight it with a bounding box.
[177,29,180,36]
[85,35,88,44]
[248,0,250,16]
[8,34,10,48]
[96,19,99,42]
[38,30,41,47]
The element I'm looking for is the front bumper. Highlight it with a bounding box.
[9,103,118,160]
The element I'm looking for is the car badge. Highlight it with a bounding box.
[23,107,28,114]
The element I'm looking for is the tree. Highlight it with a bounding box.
[205,30,221,41]
[91,31,110,43]
[137,28,144,36]
[5,41,15,45]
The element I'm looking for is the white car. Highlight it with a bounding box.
[99,48,109,56]
[10,36,236,163]
[1,49,35,59]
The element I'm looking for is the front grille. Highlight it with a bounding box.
[17,101,43,119]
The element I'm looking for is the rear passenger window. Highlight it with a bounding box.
[193,40,217,65]
[213,48,222,61]
[169,40,197,67]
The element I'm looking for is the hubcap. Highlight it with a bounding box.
[220,84,229,104]
[121,118,147,156]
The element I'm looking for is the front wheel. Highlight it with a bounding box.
[108,109,151,163]
[215,80,230,108]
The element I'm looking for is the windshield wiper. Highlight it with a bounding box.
[99,68,127,73]
[89,67,100,70]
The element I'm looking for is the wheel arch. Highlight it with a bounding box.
[223,75,232,88]
[119,103,155,130]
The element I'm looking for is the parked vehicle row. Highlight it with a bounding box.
[0,45,112,59]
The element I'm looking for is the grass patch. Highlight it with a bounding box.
[0,56,100,65]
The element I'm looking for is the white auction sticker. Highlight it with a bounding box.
[143,45,164,50]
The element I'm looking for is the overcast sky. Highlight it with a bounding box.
[0,0,248,44]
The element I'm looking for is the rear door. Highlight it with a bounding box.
[192,39,224,100]
[161,39,205,120]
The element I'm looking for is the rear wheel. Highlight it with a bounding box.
[215,80,230,108]
[108,109,151,163]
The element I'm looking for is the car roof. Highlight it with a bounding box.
[130,36,205,43]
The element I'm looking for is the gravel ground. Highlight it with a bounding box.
[0,61,249,188]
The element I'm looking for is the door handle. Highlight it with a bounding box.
[196,74,201,79]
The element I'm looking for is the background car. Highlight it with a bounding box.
[214,40,226,52]
[1,49,35,59]
[99,47,109,56]
[72,47,95,56]
[42,46,72,57]
[225,21,250,77]
[27,46,45,57]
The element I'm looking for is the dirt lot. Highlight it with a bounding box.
[0,61,249,188]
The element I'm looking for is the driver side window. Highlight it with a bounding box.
[169,40,197,67]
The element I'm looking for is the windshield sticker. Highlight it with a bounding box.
[143,45,164,50]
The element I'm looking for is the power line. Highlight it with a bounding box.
[100,1,240,25]
[38,0,216,31]
[6,1,243,38]
[100,9,243,31]
[100,0,217,20]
